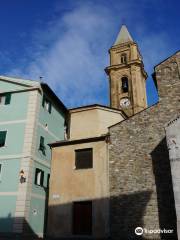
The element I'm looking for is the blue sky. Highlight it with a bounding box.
[0,0,179,108]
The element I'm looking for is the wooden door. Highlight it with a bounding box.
[73,201,92,235]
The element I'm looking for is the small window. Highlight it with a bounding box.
[0,164,2,182]
[75,148,93,169]
[0,131,7,147]
[47,174,50,188]
[39,136,46,155]
[0,93,11,105]
[34,168,44,186]
[42,95,52,113]
[121,53,127,64]
[121,77,129,93]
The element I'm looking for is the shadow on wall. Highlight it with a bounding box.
[0,195,150,240]
[110,191,152,240]
[47,191,161,240]
[0,216,40,240]
[151,137,177,240]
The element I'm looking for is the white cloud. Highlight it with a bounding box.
[8,1,174,108]
[9,3,116,107]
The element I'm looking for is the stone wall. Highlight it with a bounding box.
[109,51,180,239]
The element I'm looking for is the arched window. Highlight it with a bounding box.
[121,53,127,64]
[121,77,128,93]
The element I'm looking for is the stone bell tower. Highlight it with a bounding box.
[105,25,148,117]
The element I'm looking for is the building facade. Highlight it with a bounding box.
[47,105,125,239]
[0,76,67,237]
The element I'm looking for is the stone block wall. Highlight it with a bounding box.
[109,51,180,239]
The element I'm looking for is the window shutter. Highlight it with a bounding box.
[0,131,7,147]
[49,102,52,113]
[75,148,93,169]
[39,136,46,155]
[47,174,50,188]
[35,169,38,185]
[5,93,11,105]
[40,136,44,146]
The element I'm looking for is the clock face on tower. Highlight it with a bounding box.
[120,98,130,108]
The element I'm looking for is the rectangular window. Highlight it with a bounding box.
[39,136,46,155]
[73,201,92,235]
[121,77,128,93]
[75,148,93,169]
[34,168,44,186]
[47,174,50,188]
[0,131,7,147]
[42,95,52,113]
[0,93,11,105]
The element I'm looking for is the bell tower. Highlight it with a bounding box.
[105,25,148,117]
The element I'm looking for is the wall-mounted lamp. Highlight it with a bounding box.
[20,170,26,184]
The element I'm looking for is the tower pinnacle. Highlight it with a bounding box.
[113,25,133,46]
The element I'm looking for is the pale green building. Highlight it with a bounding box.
[0,75,67,238]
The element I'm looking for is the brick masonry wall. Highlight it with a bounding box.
[109,51,180,240]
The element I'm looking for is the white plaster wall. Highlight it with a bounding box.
[70,107,124,140]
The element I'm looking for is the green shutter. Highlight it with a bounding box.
[35,169,38,185]
[40,136,44,147]
[5,93,11,105]
[39,136,46,155]
[49,102,52,113]
[0,131,7,147]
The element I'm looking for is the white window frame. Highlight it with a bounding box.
[0,95,6,105]
[35,168,44,186]
[0,164,2,182]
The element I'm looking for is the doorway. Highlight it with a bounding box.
[73,201,92,235]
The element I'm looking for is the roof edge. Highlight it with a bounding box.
[108,102,159,129]
[49,134,109,148]
[41,83,67,114]
[0,75,40,87]
[69,104,127,118]
[154,50,180,69]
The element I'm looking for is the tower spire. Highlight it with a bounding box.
[113,25,133,46]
